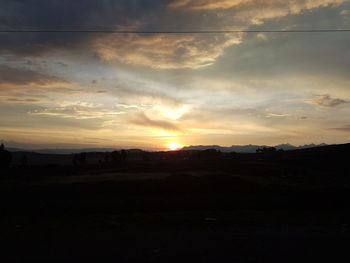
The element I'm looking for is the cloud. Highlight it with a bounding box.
[266,113,290,117]
[0,65,60,85]
[95,0,347,68]
[1,0,346,69]
[168,0,247,10]
[128,112,181,131]
[0,0,163,56]
[1,0,350,147]
[95,33,242,69]
[307,94,348,108]
[29,105,125,120]
[340,9,350,15]
[0,64,109,102]
[0,65,77,104]
[169,0,345,12]
[331,124,350,132]
[169,0,346,25]
[298,116,308,120]
[110,81,180,103]
[6,98,41,103]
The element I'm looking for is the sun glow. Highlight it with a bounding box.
[167,142,183,151]
[153,105,191,120]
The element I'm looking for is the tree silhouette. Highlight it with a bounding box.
[72,152,87,166]
[0,144,12,170]
[111,151,121,163]
[121,149,127,161]
[104,152,110,163]
[79,152,87,164]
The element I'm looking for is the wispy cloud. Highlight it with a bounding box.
[306,94,348,108]
[128,112,181,131]
[29,105,125,120]
[169,0,250,10]
[6,98,41,103]
[331,124,350,132]
[95,33,242,69]
[169,0,345,13]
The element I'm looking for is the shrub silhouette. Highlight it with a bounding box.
[256,147,277,153]
[20,155,28,167]
[121,149,127,161]
[196,149,221,158]
[104,152,110,163]
[72,152,87,166]
[111,151,122,163]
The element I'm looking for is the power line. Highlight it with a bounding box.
[0,29,350,33]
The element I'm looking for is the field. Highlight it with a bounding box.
[1,144,350,262]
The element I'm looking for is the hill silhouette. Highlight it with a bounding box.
[183,143,327,153]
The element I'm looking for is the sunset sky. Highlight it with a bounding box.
[1,0,350,150]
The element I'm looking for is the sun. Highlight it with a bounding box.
[167,142,183,151]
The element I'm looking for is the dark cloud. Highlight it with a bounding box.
[331,124,350,132]
[0,0,170,56]
[129,112,180,131]
[7,98,40,103]
[298,116,308,120]
[1,0,349,70]
[308,94,348,108]
[0,65,60,85]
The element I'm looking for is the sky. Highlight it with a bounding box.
[0,0,350,150]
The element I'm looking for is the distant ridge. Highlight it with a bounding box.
[3,142,328,154]
[6,148,120,154]
[182,143,328,153]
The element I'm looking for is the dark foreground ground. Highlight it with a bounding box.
[1,144,350,262]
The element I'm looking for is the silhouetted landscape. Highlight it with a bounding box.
[1,142,350,262]
[2,0,350,262]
